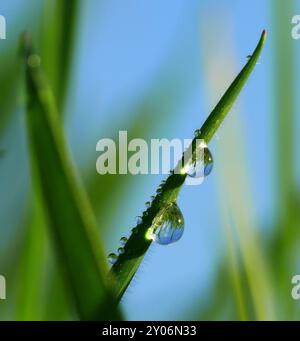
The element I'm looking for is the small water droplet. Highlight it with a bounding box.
[143,209,150,218]
[146,202,184,245]
[246,54,252,59]
[108,253,118,264]
[145,201,151,208]
[117,247,125,255]
[194,129,201,137]
[186,146,213,178]
[136,216,142,224]
[120,237,128,246]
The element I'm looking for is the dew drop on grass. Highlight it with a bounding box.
[120,237,128,246]
[108,253,118,264]
[194,128,201,137]
[146,202,184,245]
[186,146,213,178]
[118,247,125,255]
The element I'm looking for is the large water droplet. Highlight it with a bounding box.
[120,237,128,246]
[147,202,184,245]
[108,253,118,264]
[186,146,213,178]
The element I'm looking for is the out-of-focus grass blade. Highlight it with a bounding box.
[0,55,19,134]
[15,195,48,320]
[217,118,275,320]
[196,23,273,320]
[223,215,248,320]
[21,33,121,320]
[16,2,80,319]
[110,30,267,301]
[271,0,300,319]
[40,0,79,112]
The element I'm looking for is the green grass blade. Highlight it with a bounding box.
[15,196,48,320]
[15,2,80,319]
[21,34,121,321]
[198,30,266,142]
[110,30,267,300]
[271,0,300,319]
[40,0,79,112]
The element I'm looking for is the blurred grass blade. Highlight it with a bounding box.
[16,1,80,319]
[110,30,267,300]
[217,118,275,320]
[40,0,79,112]
[223,215,248,321]
[21,33,121,320]
[272,0,300,319]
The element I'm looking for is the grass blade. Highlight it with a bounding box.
[15,1,80,319]
[40,0,79,112]
[271,0,300,319]
[110,30,267,300]
[21,33,121,320]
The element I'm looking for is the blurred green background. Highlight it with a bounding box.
[0,0,300,320]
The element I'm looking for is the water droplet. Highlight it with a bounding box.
[143,209,150,218]
[145,201,151,208]
[120,237,128,246]
[108,253,118,264]
[146,202,184,245]
[246,54,252,59]
[118,247,125,255]
[194,129,201,137]
[186,146,213,178]
[136,216,142,224]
